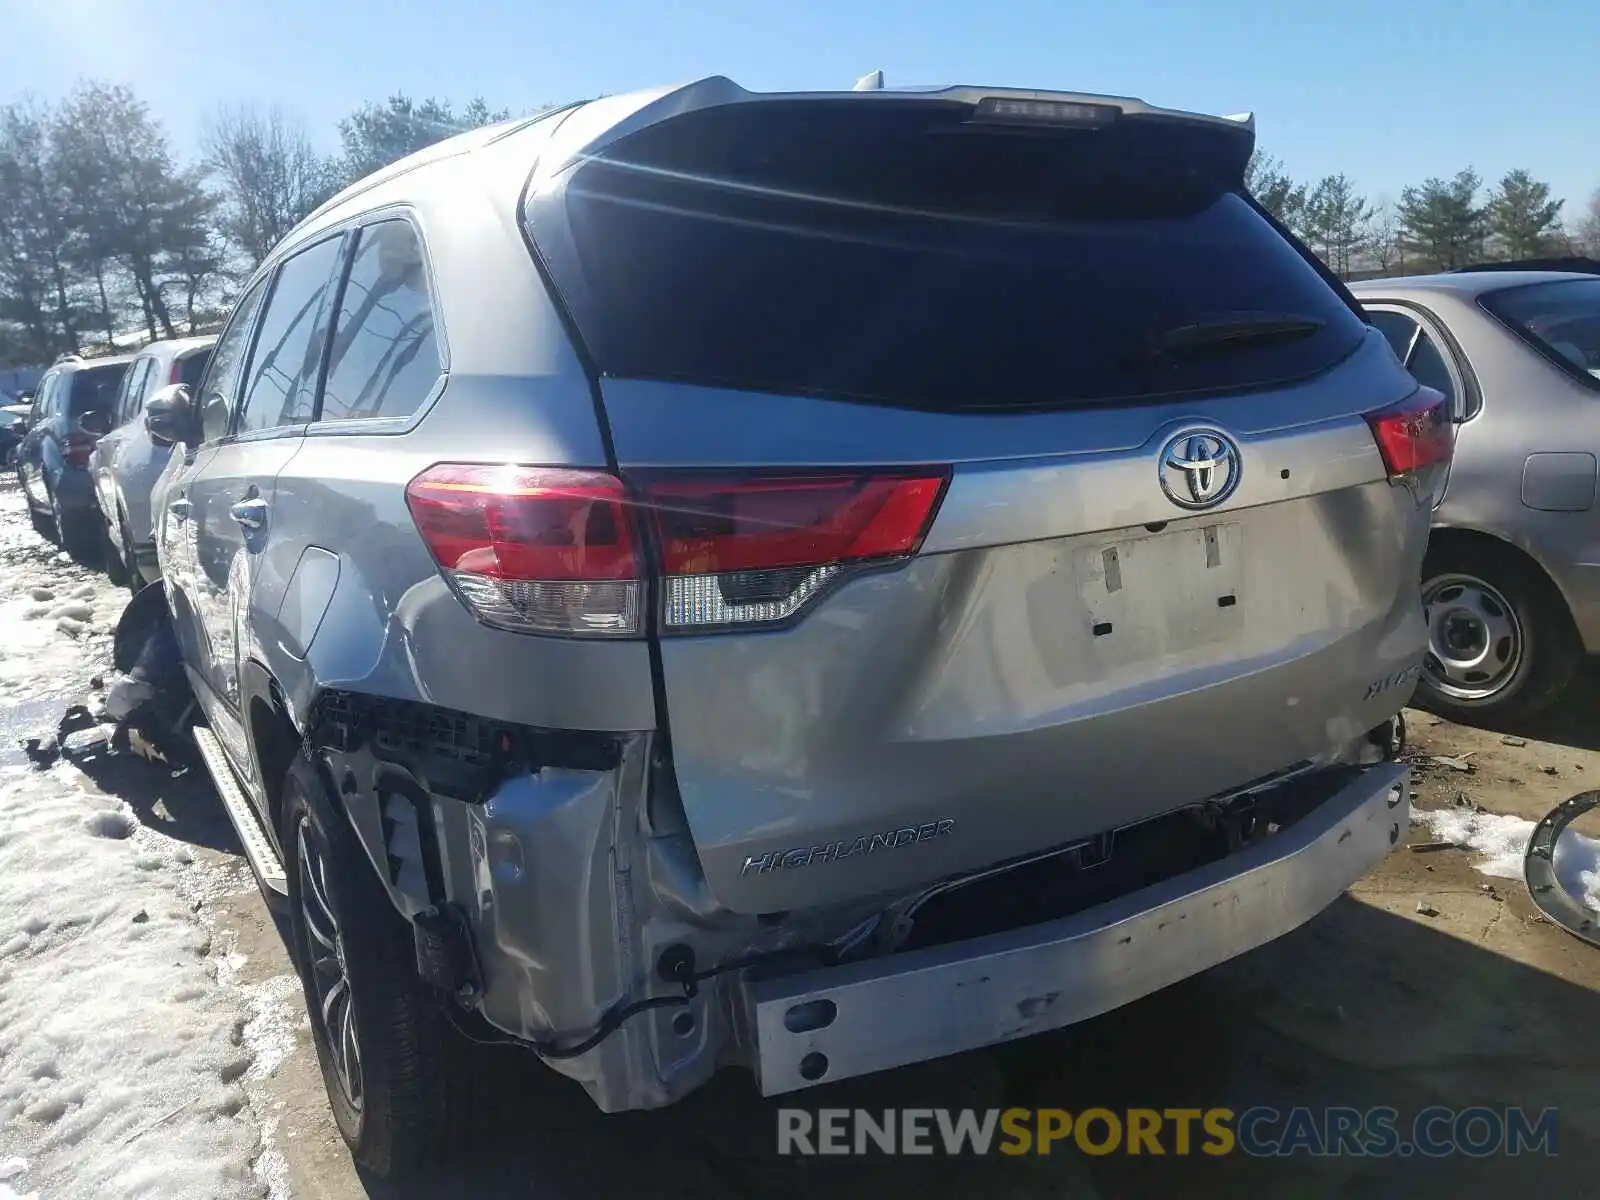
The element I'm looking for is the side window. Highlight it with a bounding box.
[236,236,344,437]
[319,220,442,423]
[120,359,152,425]
[1407,332,1457,408]
[200,280,271,444]
[1368,310,1419,363]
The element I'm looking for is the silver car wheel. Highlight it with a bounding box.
[297,815,364,1113]
[1422,572,1524,703]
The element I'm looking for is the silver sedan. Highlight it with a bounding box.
[1351,269,1600,722]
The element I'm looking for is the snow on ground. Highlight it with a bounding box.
[1413,805,1600,911]
[0,484,298,1200]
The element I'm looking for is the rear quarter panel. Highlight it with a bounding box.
[1424,294,1600,649]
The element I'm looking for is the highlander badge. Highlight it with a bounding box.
[741,819,955,877]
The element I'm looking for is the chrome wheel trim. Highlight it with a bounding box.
[297,814,363,1113]
[1422,572,1524,703]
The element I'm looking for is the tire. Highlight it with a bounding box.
[28,505,55,543]
[1415,540,1580,725]
[57,506,101,565]
[281,755,490,1176]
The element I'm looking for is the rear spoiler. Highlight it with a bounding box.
[530,76,1256,189]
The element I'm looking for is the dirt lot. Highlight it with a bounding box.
[177,689,1595,1200]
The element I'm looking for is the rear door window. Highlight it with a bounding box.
[317,220,442,423]
[236,235,345,436]
[1406,332,1457,407]
[116,359,149,425]
[67,363,129,419]
[531,100,1367,412]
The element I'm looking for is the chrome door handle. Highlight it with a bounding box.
[229,498,268,530]
[168,496,191,521]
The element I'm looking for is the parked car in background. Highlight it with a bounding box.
[146,80,1440,1174]
[91,335,215,589]
[16,354,133,557]
[1351,269,1600,722]
[0,403,30,467]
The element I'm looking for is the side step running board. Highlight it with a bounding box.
[192,724,288,897]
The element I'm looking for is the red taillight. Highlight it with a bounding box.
[1364,389,1454,478]
[405,465,642,637]
[640,470,949,631]
[66,431,96,467]
[406,464,951,636]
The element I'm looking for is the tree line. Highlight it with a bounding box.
[1246,153,1600,279]
[0,83,518,364]
[2,80,1598,367]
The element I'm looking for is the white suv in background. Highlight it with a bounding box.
[91,334,214,589]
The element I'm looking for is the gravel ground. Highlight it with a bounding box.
[1,478,1595,1198]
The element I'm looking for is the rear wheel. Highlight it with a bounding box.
[28,504,55,543]
[281,756,492,1176]
[49,489,100,564]
[1416,541,1579,724]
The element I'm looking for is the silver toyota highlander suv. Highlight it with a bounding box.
[143,78,1449,1174]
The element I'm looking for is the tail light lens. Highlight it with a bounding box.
[1364,389,1454,478]
[406,464,951,637]
[66,430,96,467]
[405,465,643,637]
[640,471,949,631]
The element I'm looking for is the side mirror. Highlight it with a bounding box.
[77,409,111,437]
[144,384,195,448]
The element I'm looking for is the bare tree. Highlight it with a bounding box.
[0,99,81,356]
[1574,188,1600,258]
[204,105,338,266]
[1363,200,1403,275]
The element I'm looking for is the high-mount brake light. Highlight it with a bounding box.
[1363,389,1454,478]
[972,97,1118,127]
[405,464,642,637]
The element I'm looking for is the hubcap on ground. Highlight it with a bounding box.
[1422,573,1523,702]
[297,815,363,1112]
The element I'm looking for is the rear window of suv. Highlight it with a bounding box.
[532,100,1366,412]
[66,362,130,418]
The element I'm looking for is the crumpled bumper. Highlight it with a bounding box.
[741,762,1408,1095]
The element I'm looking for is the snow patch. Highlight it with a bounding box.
[1413,806,1600,911]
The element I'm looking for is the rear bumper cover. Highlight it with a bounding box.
[741,762,1408,1094]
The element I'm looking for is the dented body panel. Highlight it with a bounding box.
[151,76,1434,1116]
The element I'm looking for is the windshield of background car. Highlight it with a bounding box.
[535,101,1368,412]
[66,362,131,417]
[1481,278,1600,385]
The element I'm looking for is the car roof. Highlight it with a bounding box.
[1348,270,1597,300]
[57,353,136,372]
[135,334,218,358]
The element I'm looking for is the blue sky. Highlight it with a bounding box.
[9,0,1598,221]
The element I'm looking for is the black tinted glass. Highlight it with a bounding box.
[179,351,211,392]
[318,221,441,422]
[1407,333,1456,404]
[238,236,343,435]
[201,281,269,443]
[536,102,1365,411]
[67,363,129,417]
[1367,310,1419,362]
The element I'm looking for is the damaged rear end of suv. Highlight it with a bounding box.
[149,77,1449,1173]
